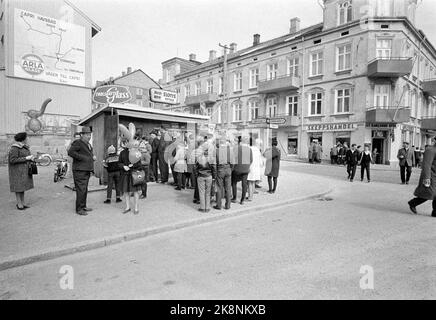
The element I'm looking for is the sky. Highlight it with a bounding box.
[68,0,436,84]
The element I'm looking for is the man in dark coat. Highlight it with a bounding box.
[68,127,96,216]
[346,144,359,182]
[158,129,170,183]
[408,137,436,217]
[231,135,253,205]
[148,132,157,182]
[264,138,281,193]
[397,141,415,185]
[151,132,160,182]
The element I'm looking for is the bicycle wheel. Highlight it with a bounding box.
[39,156,51,166]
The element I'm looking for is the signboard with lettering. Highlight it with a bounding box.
[306,123,357,132]
[267,118,287,125]
[93,85,132,104]
[149,88,178,105]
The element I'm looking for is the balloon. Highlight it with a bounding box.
[129,148,142,164]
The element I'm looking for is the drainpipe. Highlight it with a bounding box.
[300,36,306,158]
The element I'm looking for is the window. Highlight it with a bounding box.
[336,44,352,71]
[216,104,222,123]
[249,69,259,88]
[286,95,299,116]
[248,100,260,120]
[338,1,353,25]
[376,39,392,59]
[287,58,299,76]
[376,0,391,17]
[411,91,416,117]
[194,109,201,115]
[185,85,191,97]
[234,72,242,91]
[206,107,213,117]
[175,88,181,103]
[309,92,323,115]
[233,102,242,122]
[219,77,223,94]
[195,82,201,95]
[310,52,323,76]
[207,79,213,93]
[267,63,278,80]
[136,88,143,95]
[374,84,390,108]
[336,89,351,113]
[267,97,278,118]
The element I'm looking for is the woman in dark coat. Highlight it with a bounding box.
[264,139,281,194]
[119,141,143,215]
[8,132,35,210]
[408,137,436,217]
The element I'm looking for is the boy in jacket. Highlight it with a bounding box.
[102,145,122,204]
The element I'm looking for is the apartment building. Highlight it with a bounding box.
[161,0,436,165]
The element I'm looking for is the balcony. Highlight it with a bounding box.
[421,116,436,130]
[257,75,300,94]
[184,92,218,106]
[367,57,413,78]
[366,107,411,123]
[422,79,436,96]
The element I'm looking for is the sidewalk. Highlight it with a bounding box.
[0,162,333,271]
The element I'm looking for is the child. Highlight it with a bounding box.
[102,145,122,203]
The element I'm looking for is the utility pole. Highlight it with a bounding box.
[219,43,230,129]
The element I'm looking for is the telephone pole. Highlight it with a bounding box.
[219,43,230,129]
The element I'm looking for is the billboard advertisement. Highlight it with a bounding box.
[13,8,86,87]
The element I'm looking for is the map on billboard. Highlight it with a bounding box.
[14,8,86,87]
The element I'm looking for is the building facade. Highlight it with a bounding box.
[0,0,100,160]
[93,68,166,110]
[161,0,436,164]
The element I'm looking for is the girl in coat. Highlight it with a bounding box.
[8,132,35,211]
[264,139,281,194]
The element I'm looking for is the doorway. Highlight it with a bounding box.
[372,138,384,164]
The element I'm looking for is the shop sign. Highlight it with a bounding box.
[149,88,178,105]
[306,122,356,132]
[93,85,132,104]
[251,118,267,125]
[267,118,286,125]
[270,124,279,129]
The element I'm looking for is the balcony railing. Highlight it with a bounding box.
[367,57,413,78]
[184,92,218,106]
[366,106,411,123]
[421,116,436,131]
[422,79,436,97]
[257,74,300,94]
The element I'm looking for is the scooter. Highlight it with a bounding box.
[53,156,68,182]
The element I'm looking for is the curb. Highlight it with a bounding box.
[0,188,333,272]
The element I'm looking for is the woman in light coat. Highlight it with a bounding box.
[174,142,187,190]
[8,132,35,211]
[247,139,264,201]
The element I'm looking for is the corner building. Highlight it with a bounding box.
[161,0,436,165]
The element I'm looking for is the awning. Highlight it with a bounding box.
[117,109,208,124]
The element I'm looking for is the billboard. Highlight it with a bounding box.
[93,85,132,104]
[149,88,178,105]
[13,8,86,87]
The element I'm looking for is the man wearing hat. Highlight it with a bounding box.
[408,136,436,217]
[68,126,96,216]
[397,141,416,185]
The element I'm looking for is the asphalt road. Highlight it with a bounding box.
[0,167,434,300]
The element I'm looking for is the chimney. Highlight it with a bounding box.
[253,34,260,46]
[189,53,196,61]
[290,17,301,34]
[127,67,132,74]
[122,71,126,76]
[229,43,237,54]
[209,50,217,61]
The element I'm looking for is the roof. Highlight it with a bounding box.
[173,22,324,79]
[161,57,202,66]
[95,69,162,89]
[64,0,101,37]
[79,103,210,125]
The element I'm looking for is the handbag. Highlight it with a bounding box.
[28,161,38,175]
[131,169,146,186]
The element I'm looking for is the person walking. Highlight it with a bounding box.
[359,145,373,183]
[174,142,187,190]
[397,141,415,185]
[247,138,263,201]
[345,144,359,182]
[231,136,253,205]
[67,127,96,216]
[119,141,143,215]
[195,139,216,212]
[408,137,436,217]
[264,138,281,193]
[138,136,152,199]
[214,135,233,210]
[151,132,160,182]
[102,145,122,204]
[8,132,35,211]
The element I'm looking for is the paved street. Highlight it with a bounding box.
[0,162,434,300]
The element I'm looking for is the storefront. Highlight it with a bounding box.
[78,103,209,183]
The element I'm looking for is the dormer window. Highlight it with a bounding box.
[338,1,352,26]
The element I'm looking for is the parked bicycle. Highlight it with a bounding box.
[34,152,52,166]
[53,156,68,182]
